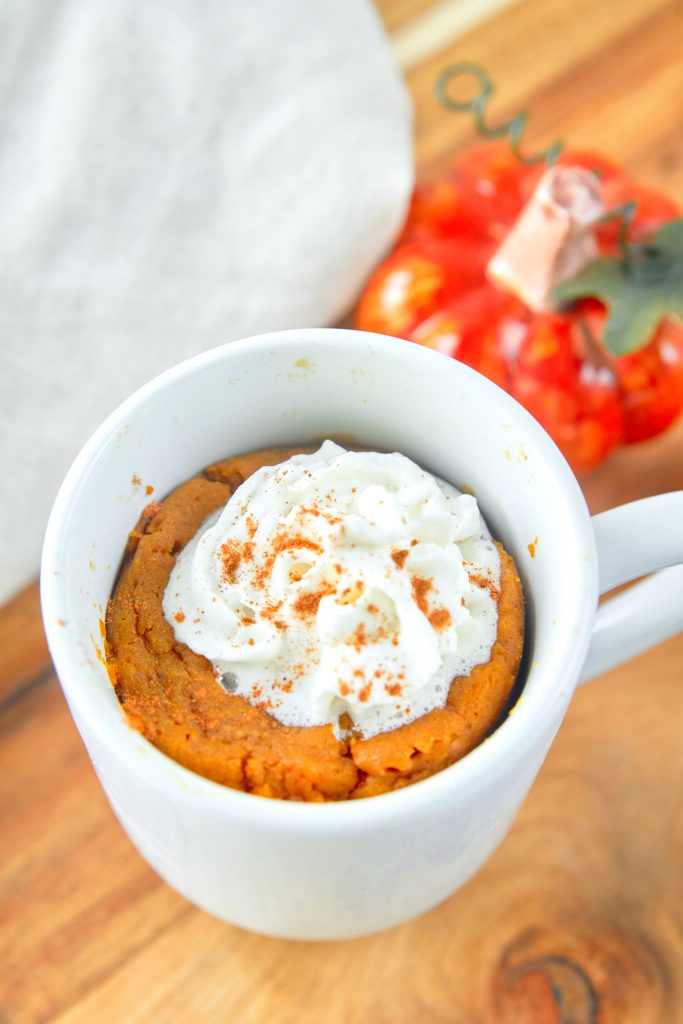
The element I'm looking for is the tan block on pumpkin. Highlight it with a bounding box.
[487,166,604,312]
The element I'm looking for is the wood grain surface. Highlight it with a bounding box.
[3,0,683,1020]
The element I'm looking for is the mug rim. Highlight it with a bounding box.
[41,327,599,830]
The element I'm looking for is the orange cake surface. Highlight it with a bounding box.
[106,448,525,801]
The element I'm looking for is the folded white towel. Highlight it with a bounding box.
[0,0,413,603]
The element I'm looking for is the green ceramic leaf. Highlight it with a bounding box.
[552,218,683,356]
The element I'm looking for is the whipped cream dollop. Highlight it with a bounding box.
[163,441,501,738]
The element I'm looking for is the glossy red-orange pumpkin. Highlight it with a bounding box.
[356,144,683,474]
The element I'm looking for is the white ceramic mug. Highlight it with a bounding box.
[41,329,683,940]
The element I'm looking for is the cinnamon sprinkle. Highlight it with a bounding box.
[391,548,409,569]
[274,534,323,556]
[253,530,324,590]
[220,540,242,582]
[346,622,368,652]
[292,583,334,619]
[259,603,288,631]
[429,607,452,630]
[300,505,342,525]
[338,579,364,605]
[260,601,284,622]
[467,571,500,602]
[411,576,432,616]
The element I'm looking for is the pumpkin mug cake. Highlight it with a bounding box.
[106,441,525,801]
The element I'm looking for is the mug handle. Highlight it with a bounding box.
[580,492,683,683]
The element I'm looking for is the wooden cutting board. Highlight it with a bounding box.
[3,0,683,1020]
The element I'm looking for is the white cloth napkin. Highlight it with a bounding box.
[0,0,413,604]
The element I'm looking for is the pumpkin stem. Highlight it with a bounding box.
[487,166,604,312]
